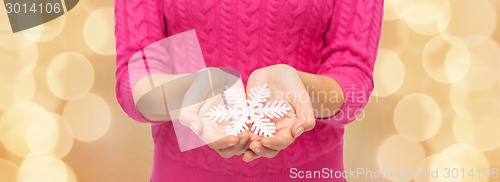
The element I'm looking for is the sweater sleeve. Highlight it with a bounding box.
[114,0,167,123]
[316,0,383,127]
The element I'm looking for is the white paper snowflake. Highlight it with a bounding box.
[205,84,292,137]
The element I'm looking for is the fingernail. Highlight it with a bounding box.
[254,148,261,153]
[228,142,236,146]
[295,127,304,138]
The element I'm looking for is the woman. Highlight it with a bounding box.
[114,0,383,181]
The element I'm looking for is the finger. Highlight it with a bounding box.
[216,144,245,157]
[249,141,278,158]
[242,150,259,162]
[216,149,235,158]
[249,132,262,141]
[260,128,294,150]
[207,135,238,150]
[288,84,316,138]
[238,131,251,146]
[215,132,251,155]
[291,115,316,138]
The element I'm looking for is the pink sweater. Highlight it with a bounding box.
[114,0,383,181]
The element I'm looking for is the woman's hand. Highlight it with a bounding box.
[177,68,250,158]
[242,64,316,162]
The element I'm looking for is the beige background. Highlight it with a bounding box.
[0,0,499,181]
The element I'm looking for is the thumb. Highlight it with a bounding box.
[291,114,315,138]
[289,90,315,138]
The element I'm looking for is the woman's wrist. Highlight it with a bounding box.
[297,71,344,119]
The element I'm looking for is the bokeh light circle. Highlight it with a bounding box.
[394,94,442,141]
[66,164,78,182]
[26,113,74,157]
[453,36,500,91]
[0,6,36,50]
[402,0,451,35]
[0,74,36,110]
[83,7,116,55]
[422,34,470,83]
[452,99,500,152]
[18,152,68,182]
[415,154,461,182]
[0,102,47,157]
[22,16,66,42]
[51,114,74,158]
[62,93,111,142]
[26,114,59,153]
[0,159,18,182]
[377,135,426,182]
[47,52,95,100]
[440,144,489,182]
[383,0,414,20]
[444,0,497,38]
[449,80,500,121]
[0,43,39,79]
[373,49,405,97]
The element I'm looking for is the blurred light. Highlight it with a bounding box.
[402,0,451,35]
[22,16,66,42]
[62,93,111,142]
[25,113,74,157]
[0,43,39,79]
[377,135,425,182]
[47,52,95,100]
[0,74,35,110]
[394,94,442,141]
[0,1,498,181]
[383,0,414,20]
[444,37,472,84]
[423,34,470,83]
[421,118,457,155]
[415,154,461,182]
[66,164,78,182]
[26,113,59,153]
[453,36,500,91]
[373,49,405,97]
[0,102,47,157]
[440,144,490,182]
[453,108,500,151]
[18,152,68,182]
[444,0,497,38]
[83,7,116,55]
[379,19,411,53]
[50,114,74,158]
[449,82,500,124]
[0,159,18,182]
[0,6,36,50]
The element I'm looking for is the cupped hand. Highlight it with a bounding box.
[242,64,316,162]
[178,67,250,158]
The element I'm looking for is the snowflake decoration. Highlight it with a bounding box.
[205,84,291,137]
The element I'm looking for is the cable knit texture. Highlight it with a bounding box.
[114,0,383,181]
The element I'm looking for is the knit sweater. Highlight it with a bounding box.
[114,0,383,181]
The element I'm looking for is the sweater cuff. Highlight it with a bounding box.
[118,77,159,124]
[317,71,372,128]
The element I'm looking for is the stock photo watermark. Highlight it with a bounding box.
[3,0,78,32]
[289,167,499,180]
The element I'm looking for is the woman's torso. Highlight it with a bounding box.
[151,1,347,181]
